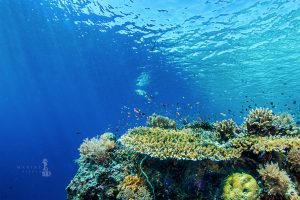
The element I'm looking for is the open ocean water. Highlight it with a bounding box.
[0,0,300,199]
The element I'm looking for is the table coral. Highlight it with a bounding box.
[120,127,241,161]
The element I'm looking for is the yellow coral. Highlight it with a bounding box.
[117,175,152,200]
[120,127,242,161]
[231,136,300,154]
[223,173,259,200]
[119,175,144,192]
[120,126,300,161]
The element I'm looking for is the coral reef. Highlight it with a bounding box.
[146,113,176,129]
[79,132,116,163]
[214,119,238,141]
[67,108,300,200]
[230,136,300,154]
[117,175,152,200]
[287,148,300,173]
[258,163,299,199]
[245,108,276,136]
[223,173,259,200]
[184,118,214,131]
[120,127,241,161]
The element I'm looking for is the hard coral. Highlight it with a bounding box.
[245,108,276,136]
[79,132,116,163]
[231,136,300,154]
[287,148,300,173]
[258,163,298,199]
[223,173,259,200]
[214,119,237,141]
[273,113,300,135]
[120,127,242,161]
[117,175,152,200]
[146,114,176,129]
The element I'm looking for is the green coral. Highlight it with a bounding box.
[146,114,176,129]
[223,173,259,200]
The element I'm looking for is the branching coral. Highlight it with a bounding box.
[245,108,276,136]
[120,127,242,161]
[117,175,152,200]
[230,136,300,154]
[121,122,300,161]
[214,119,238,141]
[146,114,176,129]
[273,113,300,135]
[287,148,300,173]
[79,132,116,163]
[258,163,298,199]
[223,173,259,200]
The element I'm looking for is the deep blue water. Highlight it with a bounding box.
[1,0,300,199]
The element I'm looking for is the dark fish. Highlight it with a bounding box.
[270,102,273,105]
[293,100,296,104]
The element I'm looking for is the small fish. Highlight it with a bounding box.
[133,107,141,114]
[220,113,226,117]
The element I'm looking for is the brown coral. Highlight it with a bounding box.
[287,148,300,173]
[245,108,276,136]
[146,114,176,129]
[258,163,298,199]
[214,119,237,141]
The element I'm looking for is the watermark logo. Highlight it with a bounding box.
[41,158,51,177]
[17,158,52,177]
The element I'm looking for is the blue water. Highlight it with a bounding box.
[1,0,300,199]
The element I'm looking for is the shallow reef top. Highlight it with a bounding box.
[68,107,300,200]
[120,108,300,161]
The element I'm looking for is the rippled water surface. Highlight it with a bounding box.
[46,0,300,113]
